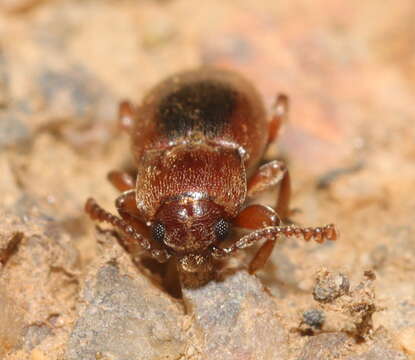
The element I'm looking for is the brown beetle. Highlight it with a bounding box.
[85,68,337,288]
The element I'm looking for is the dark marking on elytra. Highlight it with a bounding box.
[157,80,237,138]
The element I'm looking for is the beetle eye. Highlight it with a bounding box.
[152,222,166,243]
[215,218,230,241]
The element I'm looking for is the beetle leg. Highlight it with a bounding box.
[118,100,136,132]
[247,160,291,220]
[233,204,280,230]
[85,197,170,263]
[233,204,279,273]
[113,191,171,264]
[233,204,280,273]
[107,170,135,191]
[115,189,148,233]
[268,94,289,144]
[212,223,338,273]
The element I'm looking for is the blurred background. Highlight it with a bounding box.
[0,0,414,359]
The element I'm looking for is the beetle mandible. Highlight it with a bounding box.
[85,68,337,287]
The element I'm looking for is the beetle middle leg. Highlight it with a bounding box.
[247,160,291,220]
[107,170,135,191]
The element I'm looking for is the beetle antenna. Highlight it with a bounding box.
[85,198,170,262]
[212,224,338,258]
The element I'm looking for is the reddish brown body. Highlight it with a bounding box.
[86,68,337,288]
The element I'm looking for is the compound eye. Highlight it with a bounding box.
[215,218,230,241]
[152,222,166,243]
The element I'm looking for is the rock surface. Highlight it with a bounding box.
[1,0,415,359]
[66,262,186,360]
[347,344,408,360]
[183,271,289,360]
[298,333,351,360]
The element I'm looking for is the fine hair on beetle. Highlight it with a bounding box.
[85,67,337,292]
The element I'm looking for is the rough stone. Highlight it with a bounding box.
[21,325,52,351]
[182,271,289,360]
[66,263,186,360]
[0,50,9,108]
[297,333,350,360]
[346,343,408,360]
[1,0,415,359]
[0,210,80,358]
[0,112,30,149]
[0,231,23,266]
[0,0,45,13]
[302,309,325,330]
[313,269,350,303]
[0,290,25,359]
[396,327,415,356]
[310,271,377,339]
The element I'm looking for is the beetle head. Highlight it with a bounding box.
[151,195,231,255]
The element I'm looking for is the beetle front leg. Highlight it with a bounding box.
[115,191,180,264]
[115,189,150,238]
[247,160,291,220]
[85,198,170,263]
[233,204,280,273]
[233,204,280,229]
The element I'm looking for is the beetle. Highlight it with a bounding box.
[85,68,337,288]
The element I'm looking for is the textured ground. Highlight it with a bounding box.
[0,0,415,359]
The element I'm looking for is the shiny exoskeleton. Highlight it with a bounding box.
[85,68,337,288]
